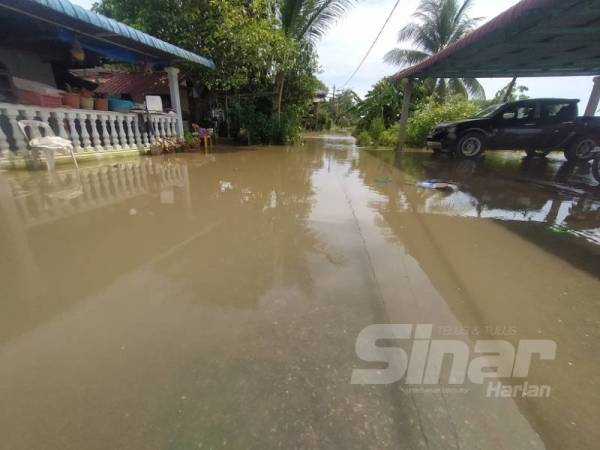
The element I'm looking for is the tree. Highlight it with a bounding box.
[354,78,417,132]
[275,0,357,113]
[493,78,530,102]
[384,0,485,100]
[94,0,296,92]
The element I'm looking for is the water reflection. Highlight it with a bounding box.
[363,151,600,246]
[1,142,599,450]
[356,149,600,450]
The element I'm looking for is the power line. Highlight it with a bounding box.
[342,0,402,89]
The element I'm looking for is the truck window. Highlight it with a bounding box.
[542,102,575,122]
[503,103,536,121]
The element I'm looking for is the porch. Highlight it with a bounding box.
[0,0,214,168]
[0,102,179,167]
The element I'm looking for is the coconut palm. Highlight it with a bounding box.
[275,0,357,112]
[278,0,356,42]
[384,0,485,99]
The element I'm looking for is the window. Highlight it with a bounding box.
[503,103,536,121]
[542,102,575,122]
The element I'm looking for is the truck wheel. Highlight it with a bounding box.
[455,132,486,158]
[565,137,597,162]
[525,149,551,158]
[593,158,600,183]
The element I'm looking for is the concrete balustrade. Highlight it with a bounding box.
[0,102,179,166]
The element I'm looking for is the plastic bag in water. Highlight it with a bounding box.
[416,179,459,192]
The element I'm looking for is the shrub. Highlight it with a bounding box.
[369,116,386,146]
[406,98,479,148]
[379,124,399,148]
[355,131,373,147]
[236,103,303,145]
[271,111,303,145]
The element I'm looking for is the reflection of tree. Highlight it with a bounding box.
[158,149,323,307]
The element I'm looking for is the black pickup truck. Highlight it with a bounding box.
[427,98,600,161]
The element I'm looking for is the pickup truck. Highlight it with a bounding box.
[426,98,600,161]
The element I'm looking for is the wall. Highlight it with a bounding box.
[0,47,56,87]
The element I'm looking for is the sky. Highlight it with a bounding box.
[71,0,595,105]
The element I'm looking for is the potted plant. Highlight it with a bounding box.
[80,88,94,110]
[94,92,108,111]
[61,84,81,108]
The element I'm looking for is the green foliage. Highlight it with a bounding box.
[384,0,484,100]
[405,97,479,147]
[355,131,373,147]
[94,0,328,145]
[369,116,386,145]
[278,0,357,43]
[493,79,530,102]
[379,125,400,147]
[354,95,480,149]
[236,103,302,145]
[307,87,360,131]
[354,79,405,133]
[95,0,295,92]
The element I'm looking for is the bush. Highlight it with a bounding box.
[355,131,373,147]
[271,111,303,145]
[379,124,399,148]
[406,98,479,148]
[369,116,386,146]
[236,103,303,145]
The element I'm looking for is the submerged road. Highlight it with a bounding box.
[0,135,599,449]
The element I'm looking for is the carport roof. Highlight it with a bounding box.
[0,0,215,69]
[393,0,600,80]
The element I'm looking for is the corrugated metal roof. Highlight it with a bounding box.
[96,72,173,97]
[0,0,214,69]
[393,0,600,79]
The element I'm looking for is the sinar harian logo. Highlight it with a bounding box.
[351,324,555,397]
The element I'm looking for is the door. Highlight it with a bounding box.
[538,101,577,149]
[493,101,542,150]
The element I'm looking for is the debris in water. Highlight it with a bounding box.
[416,179,459,192]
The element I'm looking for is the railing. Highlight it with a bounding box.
[0,102,179,164]
[2,158,190,228]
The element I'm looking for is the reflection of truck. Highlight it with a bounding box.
[593,149,600,182]
[426,99,600,161]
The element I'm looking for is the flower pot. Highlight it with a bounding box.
[80,96,94,110]
[94,98,108,111]
[61,92,81,108]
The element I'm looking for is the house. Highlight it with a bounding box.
[94,71,194,128]
[0,0,214,168]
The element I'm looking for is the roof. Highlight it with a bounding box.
[0,0,215,69]
[394,0,600,80]
[96,72,176,97]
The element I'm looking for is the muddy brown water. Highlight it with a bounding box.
[0,134,599,450]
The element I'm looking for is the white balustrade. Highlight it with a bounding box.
[0,102,180,165]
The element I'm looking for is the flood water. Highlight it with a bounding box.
[1,135,599,450]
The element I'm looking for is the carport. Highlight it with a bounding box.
[393,0,600,150]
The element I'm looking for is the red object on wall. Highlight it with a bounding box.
[17,89,62,108]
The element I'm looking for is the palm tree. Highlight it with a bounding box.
[275,0,357,113]
[384,0,485,99]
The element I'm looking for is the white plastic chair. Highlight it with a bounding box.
[17,120,78,171]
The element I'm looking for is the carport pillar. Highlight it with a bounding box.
[584,76,600,117]
[166,66,185,138]
[396,79,413,152]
